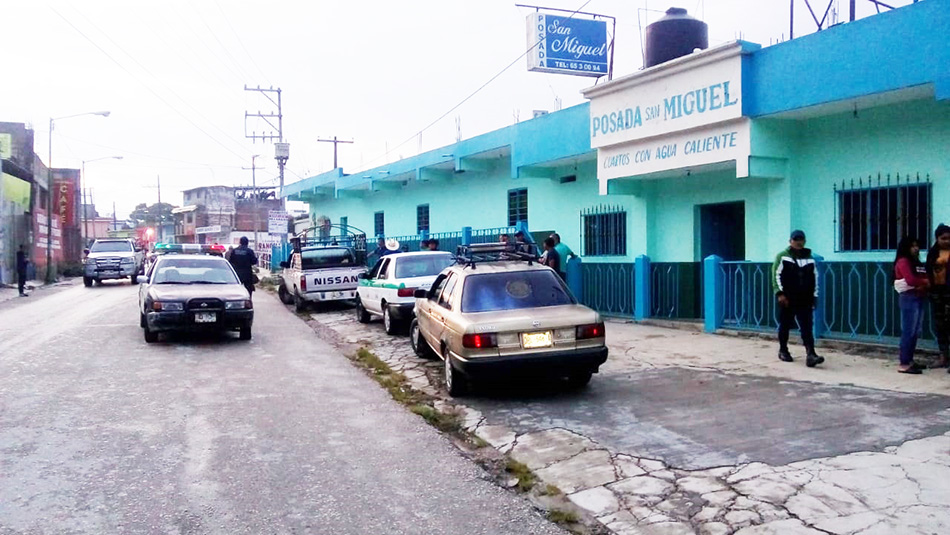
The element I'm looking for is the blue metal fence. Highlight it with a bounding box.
[650,262,703,320]
[580,262,636,318]
[719,262,778,331]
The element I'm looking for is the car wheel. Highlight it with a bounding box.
[443,348,468,397]
[294,290,307,312]
[410,319,434,359]
[356,297,370,323]
[239,326,252,340]
[278,283,293,304]
[383,305,399,335]
[143,323,158,343]
[567,371,593,389]
[83,276,92,287]
[131,274,138,285]
[139,312,146,328]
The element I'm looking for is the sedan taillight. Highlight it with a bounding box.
[462,333,498,349]
[576,322,605,340]
[300,275,307,292]
[397,287,416,297]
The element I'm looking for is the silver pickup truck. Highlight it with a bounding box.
[83,238,145,286]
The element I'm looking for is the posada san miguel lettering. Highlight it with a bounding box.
[591,80,739,138]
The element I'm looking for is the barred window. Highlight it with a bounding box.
[836,174,931,252]
[374,211,384,237]
[508,188,527,227]
[417,204,429,234]
[581,205,627,256]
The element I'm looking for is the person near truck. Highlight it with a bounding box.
[771,229,824,368]
[229,236,258,298]
[550,232,575,280]
[16,245,29,297]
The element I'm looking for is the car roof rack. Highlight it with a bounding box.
[455,243,539,268]
[154,243,226,256]
[293,224,367,252]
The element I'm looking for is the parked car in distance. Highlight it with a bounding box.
[410,244,607,396]
[356,251,456,334]
[83,238,146,286]
[138,252,253,343]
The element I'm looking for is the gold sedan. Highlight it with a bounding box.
[410,256,607,396]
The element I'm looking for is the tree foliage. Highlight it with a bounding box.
[129,202,176,227]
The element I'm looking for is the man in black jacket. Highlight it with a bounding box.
[771,230,824,367]
[16,245,29,297]
[228,236,258,298]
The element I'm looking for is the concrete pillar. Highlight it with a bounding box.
[635,255,651,321]
[704,255,724,333]
[567,256,583,302]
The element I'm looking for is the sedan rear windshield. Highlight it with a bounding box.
[394,254,454,279]
[301,247,356,269]
[153,259,238,284]
[460,271,574,313]
[90,241,132,253]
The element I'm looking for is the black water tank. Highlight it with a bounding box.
[644,7,709,68]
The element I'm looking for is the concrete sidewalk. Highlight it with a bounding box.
[288,297,950,535]
[0,278,77,306]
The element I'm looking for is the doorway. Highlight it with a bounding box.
[699,201,745,261]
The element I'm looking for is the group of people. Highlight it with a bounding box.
[891,224,950,375]
[497,231,574,280]
[771,226,950,375]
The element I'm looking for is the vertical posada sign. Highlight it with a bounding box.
[526,13,608,77]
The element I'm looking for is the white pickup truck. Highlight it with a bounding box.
[277,245,366,311]
[83,238,146,286]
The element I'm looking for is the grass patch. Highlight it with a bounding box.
[352,348,422,406]
[546,509,579,525]
[471,436,491,449]
[410,405,462,433]
[505,459,536,492]
[539,484,563,496]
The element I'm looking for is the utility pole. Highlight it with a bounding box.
[156,175,162,241]
[317,136,353,169]
[244,86,288,209]
[241,155,262,250]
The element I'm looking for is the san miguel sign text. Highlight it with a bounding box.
[526,14,608,77]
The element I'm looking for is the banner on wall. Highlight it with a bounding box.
[2,173,31,206]
[526,13,608,77]
[54,180,74,228]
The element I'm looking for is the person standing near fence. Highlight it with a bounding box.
[925,224,950,370]
[550,233,575,280]
[893,236,929,374]
[16,245,29,297]
[771,229,824,367]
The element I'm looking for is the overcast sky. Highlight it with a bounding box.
[3,0,913,219]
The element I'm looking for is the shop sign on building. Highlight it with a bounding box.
[54,181,74,228]
[268,210,289,235]
[587,44,745,149]
[526,13,608,77]
[195,225,222,235]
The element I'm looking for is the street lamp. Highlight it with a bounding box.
[47,111,111,283]
[81,155,123,246]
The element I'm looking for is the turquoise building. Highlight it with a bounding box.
[284,0,950,345]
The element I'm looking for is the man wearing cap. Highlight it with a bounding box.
[771,229,824,367]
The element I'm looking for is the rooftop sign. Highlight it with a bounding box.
[526,13,608,78]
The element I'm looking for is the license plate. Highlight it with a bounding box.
[194,312,217,323]
[521,331,553,349]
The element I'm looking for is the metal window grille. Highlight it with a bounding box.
[507,188,528,227]
[417,204,430,234]
[581,205,627,256]
[835,173,932,252]
[374,211,384,237]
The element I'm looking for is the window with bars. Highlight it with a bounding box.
[417,204,429,234]
[836,174,932,252]
[581,205,627,256]
[374,211,384,237]
[507,188,528,227]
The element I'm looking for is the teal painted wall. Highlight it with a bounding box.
[789,97,950,262]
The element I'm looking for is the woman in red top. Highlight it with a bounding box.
[894,236,930,374]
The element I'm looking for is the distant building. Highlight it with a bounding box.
[173,185,280,249]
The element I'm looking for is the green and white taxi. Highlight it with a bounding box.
[355,251,455,334]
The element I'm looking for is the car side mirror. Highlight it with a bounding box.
[279,261,289,269]
[358,272,368,279]
[139,275,149,284]
[413,288,428,299]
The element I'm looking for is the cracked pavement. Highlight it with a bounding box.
[295,299,950,535]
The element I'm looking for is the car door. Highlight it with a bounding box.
[434,272,460,353]
[419,273,449,351]
[368,257,391,314]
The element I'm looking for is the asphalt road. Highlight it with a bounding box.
[0,280,564,535]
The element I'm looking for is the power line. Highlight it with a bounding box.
[190,3,256,83]
[354,0,594,173]
[213,0,271,85]
[52,7,252,163]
